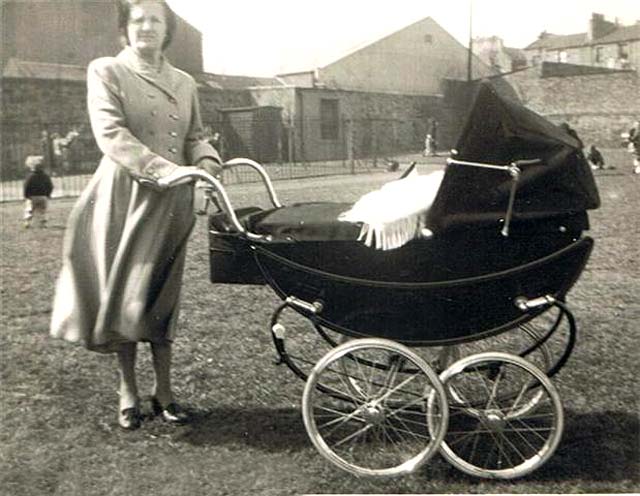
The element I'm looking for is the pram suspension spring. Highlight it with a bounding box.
[285,296,324,315]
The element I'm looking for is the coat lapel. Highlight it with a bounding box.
[117,46,178,100]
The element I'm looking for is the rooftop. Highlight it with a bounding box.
[2,58,87,81]
[525,21,640,51]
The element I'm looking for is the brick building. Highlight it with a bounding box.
[524,13,640,73]
[473,36,527,74]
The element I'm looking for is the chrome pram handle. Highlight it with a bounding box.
[152,158,283,241]
[446,157,542,237]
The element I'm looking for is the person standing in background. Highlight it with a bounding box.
[627,120,640,174]
[428,118,438,156]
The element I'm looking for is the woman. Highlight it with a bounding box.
[50,0,222,430]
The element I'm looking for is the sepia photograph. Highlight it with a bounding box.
[0,0,638,494]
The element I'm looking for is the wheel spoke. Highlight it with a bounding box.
[437,352,563,478]
[332,422,374,449]
[302,339,449,477]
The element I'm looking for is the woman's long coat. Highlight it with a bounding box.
[50,47,220,352]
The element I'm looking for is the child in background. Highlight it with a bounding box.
[23,155,54,228]
[586,145,606,170]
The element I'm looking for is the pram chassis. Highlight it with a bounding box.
[154,159,590,479]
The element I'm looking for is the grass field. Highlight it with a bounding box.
[1,152,639,495]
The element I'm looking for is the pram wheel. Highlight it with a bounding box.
[302,338,449,477]
[430,352,563,479]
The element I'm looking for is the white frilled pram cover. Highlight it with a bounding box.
[339,168,444,251]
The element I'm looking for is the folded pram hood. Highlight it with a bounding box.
[427,81,601,230]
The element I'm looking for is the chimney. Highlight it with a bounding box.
[588,13,616,41]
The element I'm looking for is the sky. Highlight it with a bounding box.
[167,0,640,76]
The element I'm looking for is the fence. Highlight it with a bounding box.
[2,115,428,201]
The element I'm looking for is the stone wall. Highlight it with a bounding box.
[497,66,640,147]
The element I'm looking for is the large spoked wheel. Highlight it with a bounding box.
[302,338,449,477]
[430,352,563,479]
[446,327,552,417]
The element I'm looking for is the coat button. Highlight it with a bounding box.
[169,97,177,104]
[170,114,179,120]
[151,110,157,116]
[168,147,177,154]
[169,131,178,137]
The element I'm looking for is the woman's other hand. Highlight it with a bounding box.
[197,158,223,179]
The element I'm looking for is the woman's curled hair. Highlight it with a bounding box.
[116,0,177,50]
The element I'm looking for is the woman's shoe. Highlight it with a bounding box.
[118,406,142,430]
[150,396,190,425]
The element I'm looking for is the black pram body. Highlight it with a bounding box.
[208,82,600,346]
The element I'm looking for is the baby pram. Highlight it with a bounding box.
[156,82,600,479]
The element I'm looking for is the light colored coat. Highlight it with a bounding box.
[50,47,219,352]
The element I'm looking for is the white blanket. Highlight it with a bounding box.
[339,169,444,250]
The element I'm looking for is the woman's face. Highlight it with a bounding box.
[127,2,167,57]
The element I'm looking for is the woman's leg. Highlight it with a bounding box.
[150,342,173,405]
[150,342,189,423]
[117,342,139,410]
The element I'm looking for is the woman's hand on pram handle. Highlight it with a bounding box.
[155,166,219,189]
[197,158,224,180]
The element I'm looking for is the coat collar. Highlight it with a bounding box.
[117,46,178,99]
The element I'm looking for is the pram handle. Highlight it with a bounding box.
[223,158,282,209]
[151,164,276,241]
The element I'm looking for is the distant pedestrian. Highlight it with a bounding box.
[586,145,606,170]
[52,128,80,173]
[626,120,640,174]
[428,118,438,156]
[23,155,54,228]
[424,134,436,157]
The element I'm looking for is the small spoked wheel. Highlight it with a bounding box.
[302,338,449,477]
[430,352,564,479]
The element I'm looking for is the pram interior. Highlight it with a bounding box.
[208,81,600,344]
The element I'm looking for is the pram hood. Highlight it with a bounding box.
[427,81,601,230]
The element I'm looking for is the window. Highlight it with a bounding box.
[320,99,339,140]
[595,46,604,63]
[558,50,568,63]
[424,34,433,44]
[618,43,629,60]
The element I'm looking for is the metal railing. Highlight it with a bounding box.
[2,116,429,202]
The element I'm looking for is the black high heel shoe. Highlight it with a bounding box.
[150,396,190,425]
[119,405,142,430]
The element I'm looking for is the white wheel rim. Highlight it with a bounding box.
[433,352,564,479]
[302,338,449,477]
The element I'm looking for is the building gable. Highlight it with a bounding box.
[316,17,493,95]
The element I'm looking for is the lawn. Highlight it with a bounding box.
[1,152,638,495]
